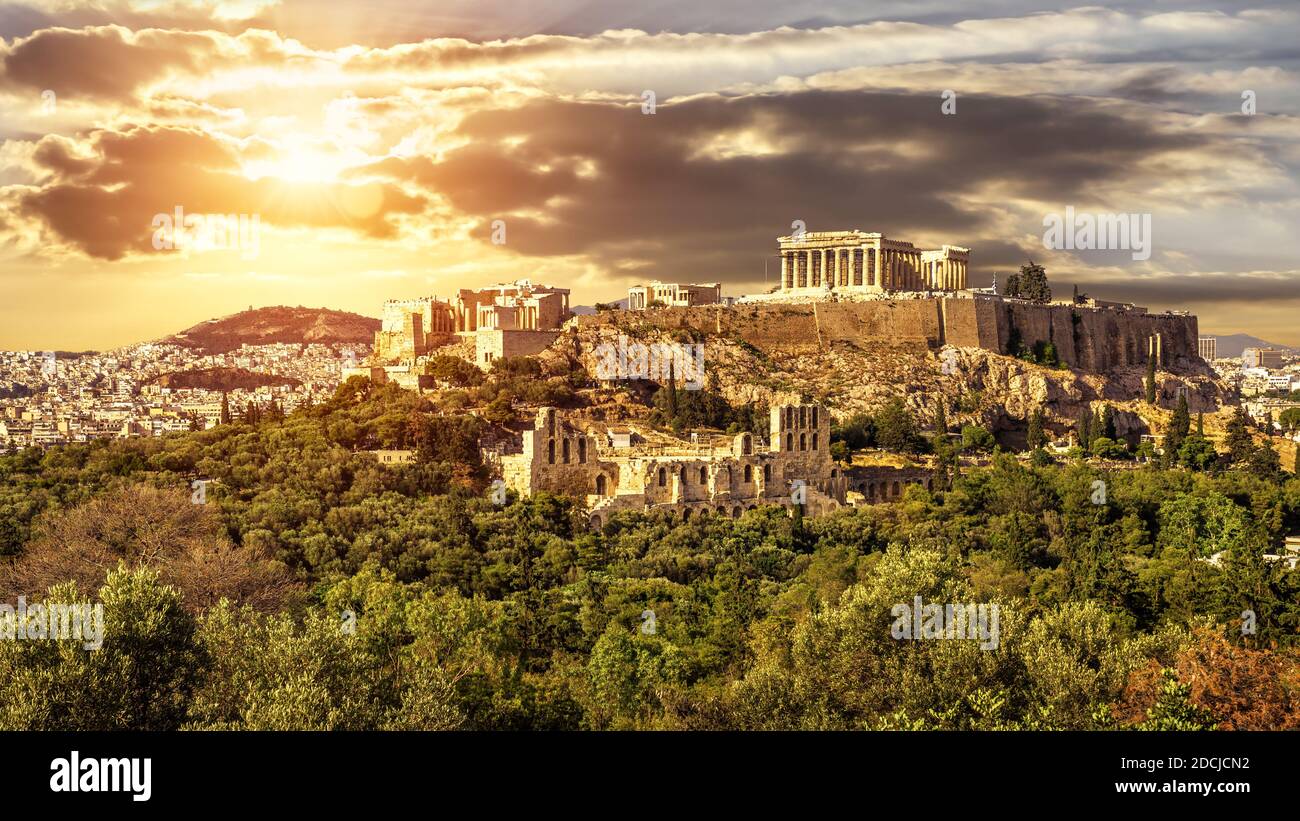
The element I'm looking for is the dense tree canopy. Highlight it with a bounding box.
[1,383,1298,730]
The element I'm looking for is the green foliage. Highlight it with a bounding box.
[1166,394,1190,460]
[1137,669,1217,731]
[1089,437,1129,460]
[961,424,995,453]
[648,386,765,438]
[1017,261,1051,303]
[1027,408,1048,450]
[832,412,877,450]
[1279,407,1300,433]
[875,399,925,453]
[1178,435,1217,471]
[425,355,484,387]
[0,566,203,730]
[1224,407,1255,464]
[5,381,1300,730]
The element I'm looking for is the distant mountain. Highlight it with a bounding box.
[150,367,302,392]
[1202,333,1297,359]
[165,306,378,354]
[571,298,627,315]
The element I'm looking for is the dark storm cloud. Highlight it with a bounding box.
[359,90,1208,286]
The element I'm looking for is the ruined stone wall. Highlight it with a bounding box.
[575,297,1200,373]
[845,465,935,502]
[500,404,849,526]
[475,329,562,369]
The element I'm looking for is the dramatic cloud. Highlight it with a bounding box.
[0,2,1298,347]
[12,125,423,258]
[358,90,1248,284]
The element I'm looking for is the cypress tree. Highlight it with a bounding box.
[1027,407,1047,450]
[1167,394,1190,456]
[1224,407,1254,464]
[1101,405,1117,440]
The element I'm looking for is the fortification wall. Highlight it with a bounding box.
[576,297,1200,374]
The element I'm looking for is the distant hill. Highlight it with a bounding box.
[1202,333,1297,359]
[572,299,627,315]
[150,367,301,392]
[166,306,378,354]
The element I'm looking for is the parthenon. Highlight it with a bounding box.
[775,230,969,295]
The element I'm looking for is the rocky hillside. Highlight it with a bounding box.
[166,307,378,354]
[538,314,1233,445]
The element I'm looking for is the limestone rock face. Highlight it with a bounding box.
[539,305,1233,442]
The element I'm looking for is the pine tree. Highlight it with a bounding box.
[1018,261,1051,303]
[1003,273,1022,299]
[1248,442,1281,477]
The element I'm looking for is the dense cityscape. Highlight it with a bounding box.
[0,341,368,450]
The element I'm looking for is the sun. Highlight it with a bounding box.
[242,148,347,184]
[241,131,361,184]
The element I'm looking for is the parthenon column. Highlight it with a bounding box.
[780,252,789,290]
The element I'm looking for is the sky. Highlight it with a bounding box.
[1,1,1298,350]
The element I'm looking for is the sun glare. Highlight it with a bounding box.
[242,149,347,184]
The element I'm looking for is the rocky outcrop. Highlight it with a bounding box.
[546,303,1232,444]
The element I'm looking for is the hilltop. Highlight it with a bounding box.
[165,306,378,354]
[539,299,1232,447]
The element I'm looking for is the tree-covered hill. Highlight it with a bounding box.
[1,376,1298,730]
